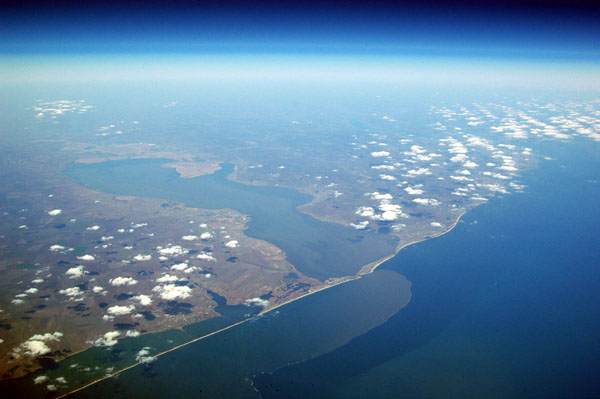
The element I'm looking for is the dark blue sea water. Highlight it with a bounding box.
[255,140,600,398]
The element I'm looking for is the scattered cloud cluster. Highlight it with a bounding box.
[12,332,63,358]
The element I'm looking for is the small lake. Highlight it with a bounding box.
[63,159,398,281]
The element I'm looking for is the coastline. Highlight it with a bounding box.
[55,210,467,398]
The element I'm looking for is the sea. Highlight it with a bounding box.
[63,138,600,398]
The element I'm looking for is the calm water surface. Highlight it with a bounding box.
[64,160,398,281]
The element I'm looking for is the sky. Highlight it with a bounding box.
[1,0,599,87]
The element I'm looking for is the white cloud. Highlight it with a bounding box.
[200,232,213,240]
[92,286,107,295]
[49,245,66,252]
[48,209,62,216]
[170,263,189,271]
[66,266,86,279]
[25,288,38,294]
[355,206,375,218]
[379,174,396,181]
[59,287,83,298]
[245,297,270,307]
[34,376,49,384]
[413,198,440,206]
[54,377,67,384]
[156,274,179,283]
[197,252,216,261]
[350,221,369,230]
[135,294,152,306]
[430,222,442,227]
[109,277,138,286]
[371,165,395,170]
[406,168,431,176]
[368,192,393,200]
[182,235,198,241]
[86,225,100,231]
[133,254,152,261]
[11,299,25,305]
[126,330,140,338]
[225,240,239,248]
[77,254,95,261]
[404,187,424,195]
[370,151,390,157]
[32,278,44,284]
[94,331,120,347]
[157,245,187,256]
[152,284,192,300]
[135,347,155,363]
[107,305,135,316]
[13,332,63,358]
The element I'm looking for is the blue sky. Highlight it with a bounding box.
[1,1,598,88]
[2,0,599,58]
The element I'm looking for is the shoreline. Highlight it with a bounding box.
[55,210,467,398]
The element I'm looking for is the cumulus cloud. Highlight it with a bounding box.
[77,254,95,261]
[25,288,38,294]
[156,274,179,283]
[200,232,213,240]
[404,187,424,195]
[134,294,152,306]
[430,222,442,227]
[157,245,187,256]
[367,192,393,201]
[107,305,135,316]
[413,198,440,206]
[170,263,188,271]
[109,277,138,286]
[371,165,395,170]
[407,168,431,176]
[86,225,100,231]
[59,287,83,298]
[370,151,390,157]
[66,266,86,279]
[245,297,270,307]
[152,284,192,300]
[13,332,63,358]
[49,245,66,252]
[33,376,49,384]
[225,240,239,248]
[350,221,369,230]
[32,278,44,284]
[135,347,156,363]
[355,206,375,218]
[182,235,198,241]
[197,252,216,261]
[92,286,107,295]
[94,331,120,347]
[47,209,62,216]
[126,330,140,338]
[133,254,152,261]
[379,174,396,181]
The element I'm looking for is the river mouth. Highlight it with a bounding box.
[63,158,398,281]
